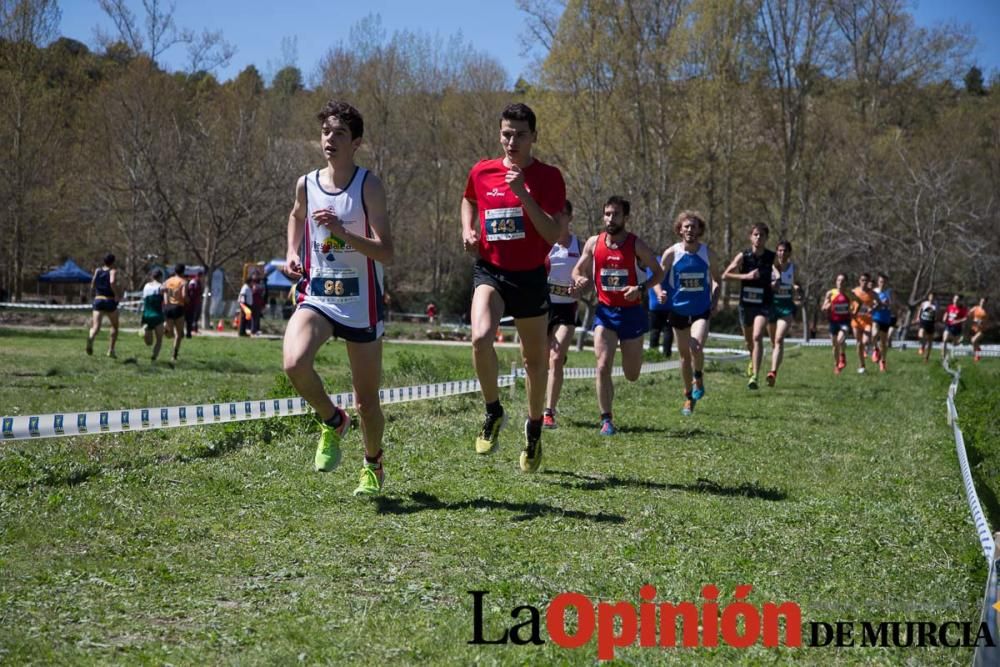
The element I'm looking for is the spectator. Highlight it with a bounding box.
[251,272,266,335]
[185,270,204,338]
[426,301,437,326]
[238,274,254,337]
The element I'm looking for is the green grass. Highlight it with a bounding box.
[954,359,1000,540]
[0,329,991,665]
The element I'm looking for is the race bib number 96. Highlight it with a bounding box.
[309,269,360,304]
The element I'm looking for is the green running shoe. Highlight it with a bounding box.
[314,408,350,472]
[746,360,754,377]
[747,375,759,390]
[475,409,506,454]
[519,420,543,473]
[353,462,384,496]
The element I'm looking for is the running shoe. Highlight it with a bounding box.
[872,348,880,363]
[353,461,384,496]
[599,418,616,436]
[692,378,705,401]
[681,399,695,416]
[766,371,776,387]
[857,366,866,374]
[86,339,93,356]
[747,375,759,390]
[746,360,754,377]
[315,408,350,472]
[519,420,542,473]
[107,350,117,359]
[542,412,557,429]
[475,409,506,454]
[879,360,887,372]
[838,354,847,370]
[834,364,842,375]
[975,354,982,362]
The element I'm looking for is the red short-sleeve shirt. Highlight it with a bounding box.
[463,157,566,271]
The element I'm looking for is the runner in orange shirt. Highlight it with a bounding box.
[970,297,989,362]
[850,273,878,374]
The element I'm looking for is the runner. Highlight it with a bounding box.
[870,272,893,372]
[655,210,719,416]
[766,240,798,386]
[162,264,188,362]
[140,269,166,361]
[461,103,565,472]
[850,273,879,374]
[571,196,664,435]
[543,199,581,430]
[941,293,968,361]
[970,297,989,362]
[820,273,852,374]
[87,253,120,358]
[722,223,775,389]
[914,291,938,363]
[282,100,393,496]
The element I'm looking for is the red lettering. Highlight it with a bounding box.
[547,593,594,649]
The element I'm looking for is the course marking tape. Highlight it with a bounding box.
[0,350,746,442]
[0,301,142,311]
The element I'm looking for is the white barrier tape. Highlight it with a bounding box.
[1,376,513,442]
[1,349,749,443]
[0,300,142,311]
[943,358,995,563]
[709,332,1000,354]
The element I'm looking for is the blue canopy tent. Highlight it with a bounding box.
[263,259,294,291]
[38,259,92,283]
[37,259,93,302]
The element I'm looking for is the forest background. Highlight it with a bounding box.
[2,0,998,332]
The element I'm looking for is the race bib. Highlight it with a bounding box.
[833,303,850,316]
[484,207,525,241]
[599,268,629,292]
[775,284,793,299]
[742,286,764,304]
[678,272,705,292]
[549,282,573,298]
[309,268,360,304]
[920,309,935,322]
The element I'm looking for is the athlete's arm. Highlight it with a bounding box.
[285,176,307,279]
[722,252,754,282]
[461,197,479,256]
[571,235,597,291]
[506,164,561,245]
[707,247,722,311]
[653,248,674,304]
[108,268,118,299]
[90,269,98,292]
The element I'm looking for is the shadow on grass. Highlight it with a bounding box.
[543,469,786,501]
[374,490,626,523]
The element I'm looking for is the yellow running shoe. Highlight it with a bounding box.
[353,462,384,496]
[314,408,350,472]
[519,420,543,473]
[475,409,506,454]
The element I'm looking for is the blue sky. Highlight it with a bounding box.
[58,0,1000,85]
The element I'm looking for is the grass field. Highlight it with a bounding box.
[0,327,992,665]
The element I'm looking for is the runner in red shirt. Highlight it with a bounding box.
[571,196,663,435]
[941,293,968,361]
[461,103,566,473]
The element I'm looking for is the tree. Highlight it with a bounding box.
[965,65,986,96]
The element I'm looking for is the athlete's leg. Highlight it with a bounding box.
[107,311,119,355]
[594,326,619,415]
[170,317,183,360]
[470,285,504,404]
[515,314,549,421]
[87,310,101,354]
[690,318,709,375]
[941,330,950,360]
[620,335,644,381]
[674,326,693,393]
[854,326,867,368]
[346,339,385,459]
[751,314,767,376]
[282,308,337,420]
[152,324,164,360]
[771,318,789,373]
[546,324,575,413]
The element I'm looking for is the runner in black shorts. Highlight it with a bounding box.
[722,223,775,390]
[462,103,566,472]
[87,253,120,358]
[543,200,581,429]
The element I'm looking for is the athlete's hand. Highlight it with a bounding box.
[505,163,527,197]
[313,208,346,239]
[657,291,668,304]
[572,275,590,293]
[463,227,479,256]
[284,252,303,280]
[746,268,760,280]
[623,286,641,302]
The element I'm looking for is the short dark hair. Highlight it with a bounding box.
[776,240,792,254]
[174,263,185,277]
[103,253,115,266]
[500,103,536,133]
[751,223,770,237]
[604,195,630,217]
[564,199,573,217]
[878,272,889,281]
[860,272,871,281]
[316,100,364,139]
[151,269,163,281]
[836,272,847,281]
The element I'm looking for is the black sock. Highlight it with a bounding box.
[527,418,542,438]
[685,391,693,400]
[544,408,554,417]
[600,412,612,422]
[693,370,703,380]
[486,400,503,417]
[365,450,383,468]
[324,410,343,429]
